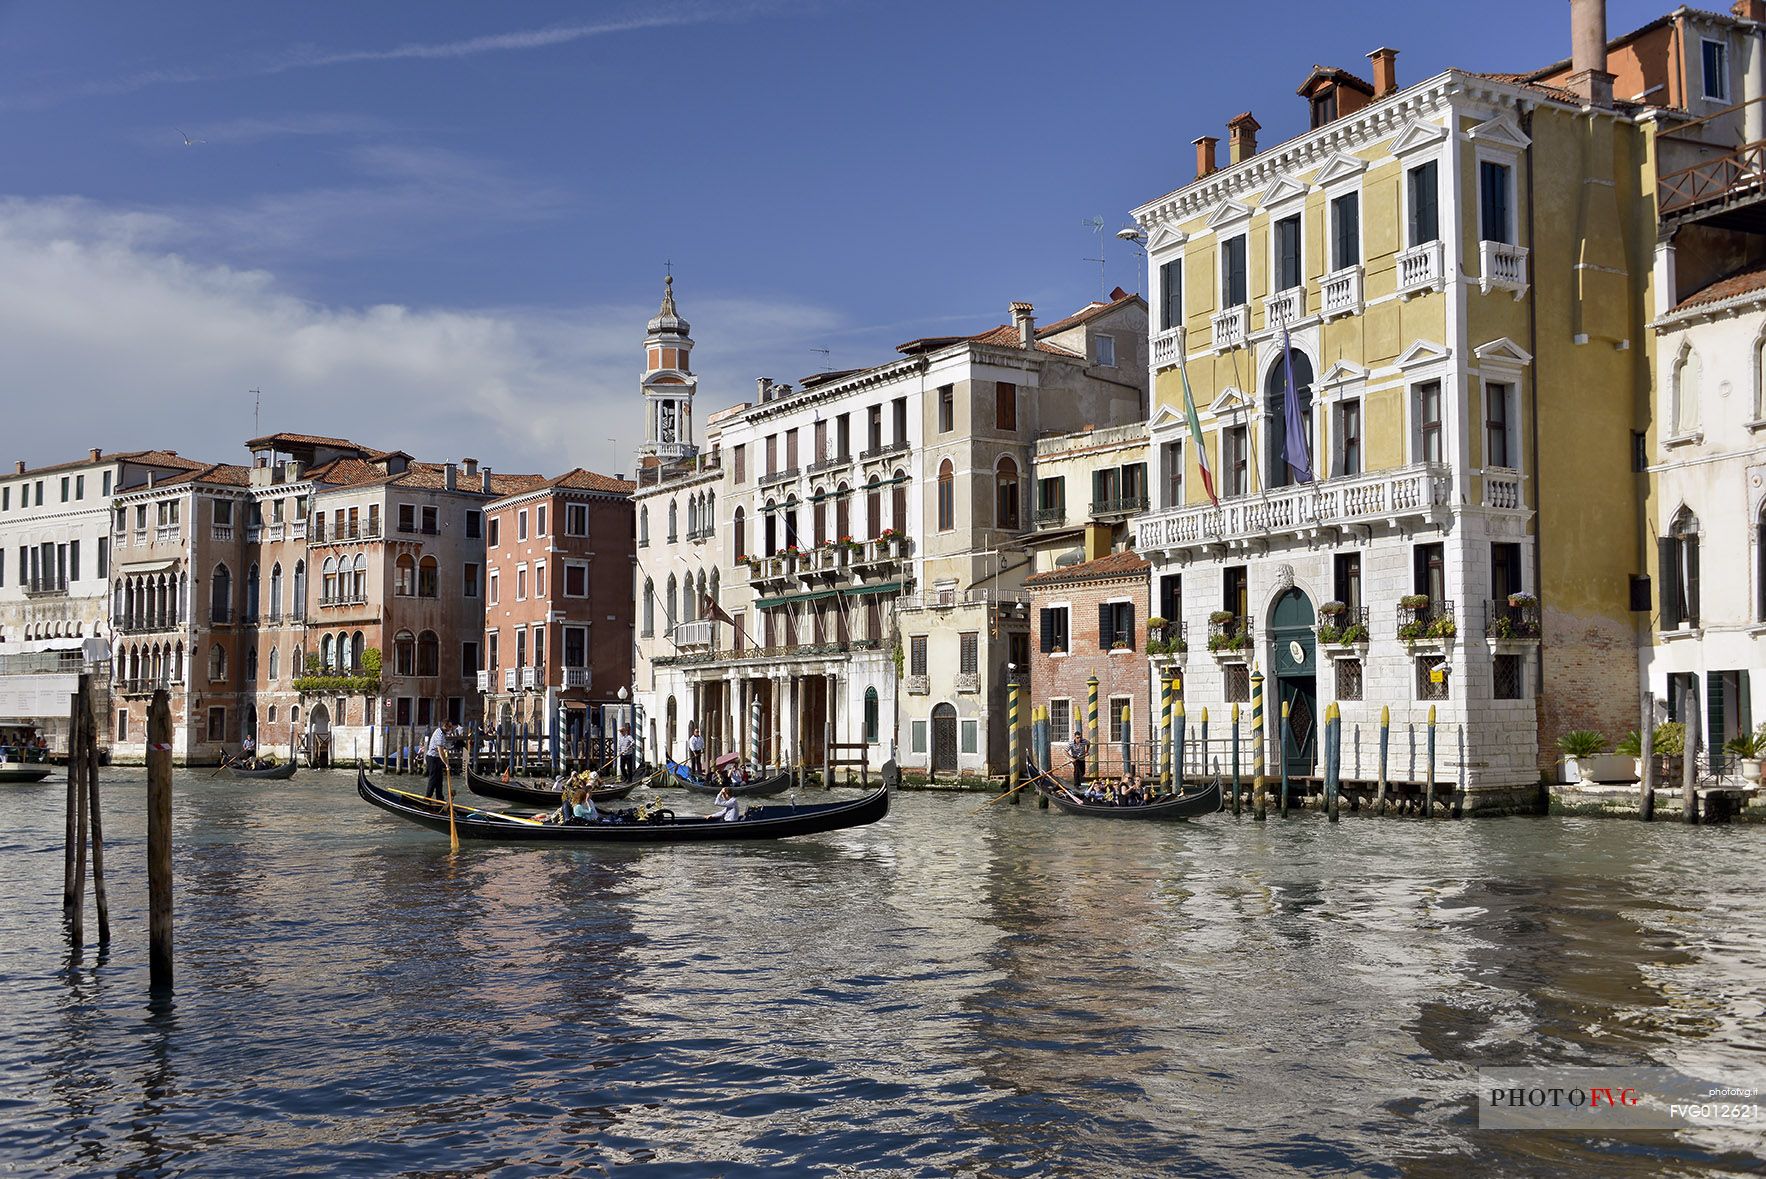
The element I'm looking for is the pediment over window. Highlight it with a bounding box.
[1205,200,1253,230]
[1387,119,1448,156]
[1396,339,1451,369]
[1472,337,1533,366]
[1311,152,1367,188]
[1148,223,1188,253]
[1467,112,1531,149]
[1319,359,1369,388]
[1148,404,1187,432]
[1257,175,1307,210]
[1208,387,1254,416]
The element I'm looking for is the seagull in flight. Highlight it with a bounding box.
[174,127,205,147]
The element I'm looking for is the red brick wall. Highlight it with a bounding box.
[1029,573,1150,772]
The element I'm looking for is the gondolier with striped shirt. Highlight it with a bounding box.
[1068,728,1090,794]
[424,721,454,799]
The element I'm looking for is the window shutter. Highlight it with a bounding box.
[1707,671,1725,758]
[1098,603,1112,651]
[1040,608,1056,653]
[1685,536,1700,627]
[1658,538,1679,628]
[1123,603,1136,646]
[1740,671,1754,735]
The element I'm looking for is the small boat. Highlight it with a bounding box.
[0,764,54,784]
[466,766,636,806]
[1031,768,1220,820]
[662,759,792,797]
[228,760,297,781]
[358,766,888,844]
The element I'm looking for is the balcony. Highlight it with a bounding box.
[1206,615,1254,658]
[562,666,592,689]
[155,526,181,545]
[1033,505,1067,529]
[1658,100,1766,227]
[1146,619,1187,657]
[1396,598,1456,644]
[1320,265,1362,319]
[1089,495,1148,521]
[117,616,181,635]
[1483,470,1522,510]
[1133,463,1451,554]
[1485,595,1540,642]
[758,466,799,488]
[290,521,307,541]
[860,440,910,462]
[1212,305,1247,350]
[475,670,490,692]
[685,525,715,543]
[266,523,286,542]
[503,669,518,691]
[318,593,368,608]
[1396,241,1443,298]
[211,525,235,543]
[23,580,68,598]
[904,674,930,695]
[133,529,148,546]
[246,526,263,543]
[1315,604,1370,646]
[852,533,912,569]
[806,453,853,476]
[1152,326,1185,372]
[1479,241,1529,299]
[521,667,540,690]
[954,672,979,694]
[674,619,716,649]
[1264,286,1304,330]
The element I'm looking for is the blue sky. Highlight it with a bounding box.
[0,0,1671,477]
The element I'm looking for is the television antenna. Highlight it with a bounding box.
[249,388,261,438]
[810,347,832,373]
[1082,216,1108,299]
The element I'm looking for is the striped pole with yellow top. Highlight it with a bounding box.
[1173,698,1186,790]
[1160,669,1173,790]
[1324,701,1341,822]
[1230,702,1242,815]
[1376,704,1390,815]
[1425,704,1438,818]
[1250,667,1266,821]
[1086,674,1100,774]
[1036,706,1051,808]
[1007,676,1021,805]
[1279,699,1292,818]
[1118,703,1132,782]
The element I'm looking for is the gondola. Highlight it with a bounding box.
[358,765,888,844]
[465,766,636,806]
[0,764,54,784]
[1031,768,1220,820]
[228,760,297,781]
[662,759,792,797]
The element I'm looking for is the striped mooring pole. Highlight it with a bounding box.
[1160,669,1173,790]
[1087,675,1100,768]
[1118,704,1131,781]
[1035,707,1051,808]
[1007,677,1021,804]
[750,697,762,772]
[1425,704,1438,818]
[1230,703,1242,815]
[1325,701,1341,822]
[1278,700,1292,818]
[1251,668,1266,821]
[1376,704,1390,815]
[1174,700,1187,791]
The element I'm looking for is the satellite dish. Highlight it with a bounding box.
[1054,548,1084,567]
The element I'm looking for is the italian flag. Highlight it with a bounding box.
[1179,356,1218,507]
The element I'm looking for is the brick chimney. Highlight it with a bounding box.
[88,447,102,463]
[1011,302,1036,348]
[1568,0,1614,108]
[1735,0,1765,20]
[756,376,774,401]
[13,460,23,475]
[1227,113,1260,164]
[461,457,478,478]
[1367,47,1399,97]
[1193,135,1219,179]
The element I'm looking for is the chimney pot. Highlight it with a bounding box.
[1367,47,1399,97]
[481,467,493,494]
[1227,112,1261,164]
[756,376,773,401]
[1193,135,1219,179]
[88,448,102,463]
[13,460,24,475]
[1011,301,1036,348]
[1568,0,1614,107]
[462,457,478,477]
[1735,0,1765,21]
[444,462,458,492]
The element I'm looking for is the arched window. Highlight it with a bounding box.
[417,555,439,598]
[866,476,882,539]
[668,499,679,542]
[706,490,715,531]
[1671,344,1701,436]
[995,457,1020,530]
[864,687,879,744]
[937,460,955,531]
[209,643,226,681]
[835,482,851,539]
[1264,348,1315,488]
[292,560,306,615]
[784,495,800,550]
[813,487,828,547]
[352,631,365,669]
[417,630,439,677]
[268,705,277,725]
[639,505,649,546]
[643,577,655,636]
[321,634,335,672]
[113,581,124,624]
[245,645,258,681]
[322,557,338,601]
[1662,506,1701,630]
[173,642,183,680]
[395,554,416,596]
[211,564,232,623]
[733,506,746,562]
[394,630,416,676]
[682,573,697,624]
[764,500,778,556]
[892,469,908,534]
[269,563,283,619]
[1758,501,1766,622]
[268,646,279,681]
[351,555,367,599]
[246,563,260,620]
[335,631,351,671]
[666,574,677,631]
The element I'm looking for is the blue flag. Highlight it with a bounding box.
[1281,327,1313,483]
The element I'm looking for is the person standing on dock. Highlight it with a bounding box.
[617,725,636,782]
[687,722,705,777]
[1068,729,1090,793]
[424,721,453,800]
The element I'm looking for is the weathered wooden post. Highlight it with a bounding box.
[1453,723,1466,819]
[81,679,110,944]
[1251,669,1267,821]
[1198,707,1209,797]
[148,689,173,990]
[1681,683,1700,825]
[1160,669,1173,790]
[62,687,81,927]
[1376,705,1390,816]
[1007,677,1021,804]
[1325,701,1340,822]
[1278,700,1291,818]
[1230,703,1242,815]
[1639,691,1656,821]
[1173,700,1186,790]
[1424,705,1438,818]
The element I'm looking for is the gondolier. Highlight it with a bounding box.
[617,725,636,782]
[424,721,453,799]
[687,723,705,776]
[1068,728,1090,793]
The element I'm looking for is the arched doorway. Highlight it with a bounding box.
[1269,587,1317,778]
[665,695,677,763]
[309,703,332,769]
[931,703,958,775]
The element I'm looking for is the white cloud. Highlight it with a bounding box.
[0,197,842,480]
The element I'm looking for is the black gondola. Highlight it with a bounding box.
[662,759,792,797]
[357,765,888,843]
[0,764,54,784]
[465,766,636,806]
[1031,768,1220,820]
[228,761,297,781]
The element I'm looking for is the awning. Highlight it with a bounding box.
[842,581,903,597]
[753,589,840,609]
[120,558,178,573]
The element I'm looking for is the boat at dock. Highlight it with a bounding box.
[1030,767,1221,820]
[465,766,636,806]
[662,759,792,797]
[228,761,297,781]
[0,764,54,784]
[357,766,888,843]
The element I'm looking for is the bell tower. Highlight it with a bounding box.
[638,274,698,463]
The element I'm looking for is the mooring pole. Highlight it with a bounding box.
[1639,690,1656,821]
[1230,703,1242,816]
[1007,677,1021,805]
[1278,700,1291,818]
[1325,701,1340,822]
[1453,724,1466,819]
[1160,669,1173,790]
[1376,705,1390,816]
[82,678,109,944]
[69,686,88,945]
[1681,682,1700,825]
[62,688,80,923]
[1173,700,1186,791]
[1198,707,1209,797]
[148,689,174,990]
[1424,705,1438,818]
[1251,669,1267,821]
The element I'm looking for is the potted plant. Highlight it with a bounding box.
[1724,726,1765,783]
[1318,600,1347,618]
[1618,722,1686,783]
[1507,591,1536,609]
[1556,729,1607,784]
[1399,593,1430,610]
[1425,615,1457,641]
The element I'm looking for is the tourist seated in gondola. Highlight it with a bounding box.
[708,784,741,822]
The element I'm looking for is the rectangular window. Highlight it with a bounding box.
[97,538,107,578]
[535,561,547,598]
[1479,160,1513,245]
[959,631,979,675]
[487,516,499,547]
[1223,426,1250,497]
[117,709,127,742]
[911,719,928,755]
[517,510,528,541]
[564,562,588,597]
[734,444,747,484]
[960,719,979,756]
[1274,215,1302,291]
[893,396,909,445]
[1417,656,1450,701]
[1417,381,1443,464]
[516,565,527,601]
[1108,697,1132,744]
[487,631,498,671]
[463,562,480,597]
[207,707,227,742]
[939,385,954,432]
[765,434,778,475]
[1336,658,1364,701]
[1099,601,1135,650]
[1331,192,1359,269]
[515,627,527,668]
[1160,441,1184,507]
[836,414,850,459]
[396,697,412,726]
[1336,400,1362,476]
[68,540,79,583]
[364,505,377,537]
[1408,161,1439,246]
[417,698,433,727]
[1703,38,1731,102]
[1414,542,1446,603]
[488,570,500,606]
[1037,475,1065,519]
[465,509,482,539]
[60,477,69,502]
[397,503,416,533]
[866,408,882,452]
[1039,606,1070,653]
[1491,542,1523,602]
[910,635,928,677]
[1094,334,1116,367]
[1494,653,1524,700]
[1225,664,1251,704]
[1485,382,1512,468]
[1049,698,1071,740]
[421,505,437,535]
[565,503,588,536]
[461,641,480,678]
[564,625,587,668]
[75,475,84,500]
[1160,258,1183,331]
[103,471,112,496]
[1222,234,1248,307]
[1224,565,1249,621]
[1159,573,1182,624]
[1333,552,1362,614]
[786,428,799,469]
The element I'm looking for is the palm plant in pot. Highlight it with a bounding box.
[1556,729,1607,784]
[1724,726,1766,783]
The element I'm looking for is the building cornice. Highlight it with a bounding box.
[1651,286,1766,330]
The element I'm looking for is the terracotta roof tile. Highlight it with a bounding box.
[245,431,370,452]
[1036,289,1143,336]
[7,448,208,478]
[152,462,254,489]
[965,325,1085,357]
[1025,549,1149,587]
[488,467,635,505]
[1297,64,1374,97]
[1675,259,1766,311]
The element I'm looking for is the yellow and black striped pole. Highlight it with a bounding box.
[1250,667,1266,821]
[1035,706,1050,808]
[1160,669,1173,790]
[1086,674,1100,770]
[1007,676,1021,805]
[1230,702,1242,815]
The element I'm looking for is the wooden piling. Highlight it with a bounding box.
[1230,703,1241,815]
[1325,701,1340,822]
[1376,706,1390,817]
[68,686,88,944]
[1452,724,1465,819]
[1173,701,1186,790]
[62,688,79,923]
[148,689,173,990]
[1424,705,1437,818]
[1199,707,1209,795]
[81,679,109,944]
[1681,683,1699,825]
[1639,691,1655,821]
[1278,700,1291,818]
[1251,669,1266,821]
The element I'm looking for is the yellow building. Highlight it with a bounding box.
[1129,26,1652,803]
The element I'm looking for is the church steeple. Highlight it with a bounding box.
[638,273,698,463]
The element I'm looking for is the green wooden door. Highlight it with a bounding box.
[1270,588,1318,777]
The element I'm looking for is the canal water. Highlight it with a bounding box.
[2,770,1763,1176]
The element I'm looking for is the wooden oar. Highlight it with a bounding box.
[211,754,233,778]
[443,760,460,850]
[377,782,549,827]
